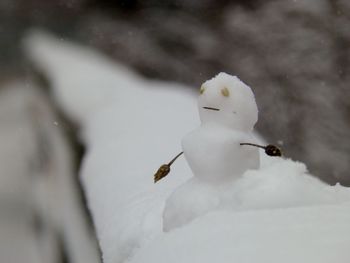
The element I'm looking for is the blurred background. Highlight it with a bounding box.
[0,0,349,262]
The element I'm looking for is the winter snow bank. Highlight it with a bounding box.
[24,31,350,263]
[129,202,350,263]
[163,158,350,231]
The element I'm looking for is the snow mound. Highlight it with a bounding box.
[24,31,350,263]
[23,30,146,125]
[163,158,350,231]
[129,203,350,263]
[234,158,348,209]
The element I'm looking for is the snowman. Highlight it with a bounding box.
[154,72,281,231]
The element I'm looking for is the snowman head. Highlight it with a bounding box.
[198,72,258,131]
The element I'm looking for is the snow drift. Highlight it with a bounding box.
[24,31,350,263]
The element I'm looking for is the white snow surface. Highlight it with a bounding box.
[25,31,350,263]
[164,73,261,231]
[198,73,258,132]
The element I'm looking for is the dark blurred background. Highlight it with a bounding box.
[0,0,349,262]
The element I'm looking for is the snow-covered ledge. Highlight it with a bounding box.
[25,31,350,263]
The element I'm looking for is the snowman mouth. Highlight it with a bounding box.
[203,107,220,111]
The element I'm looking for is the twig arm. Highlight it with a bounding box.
[240,142,282,157]
[154,152,184,183]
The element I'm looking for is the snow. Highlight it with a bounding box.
[163,157,350,231]
[181,73,259,183]
[198,73,258,131]
[128,203,350,263]
[182,127,259,182]
[164,73,261,230]
[24,31,350,263]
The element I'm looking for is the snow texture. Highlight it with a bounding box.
[25,31,350,263]
[164,73,260,231]
[198,73,258,132]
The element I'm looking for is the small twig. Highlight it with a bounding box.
[240,142,282,157]
[154,152,184,183]
[240,142,266,149]
[168,151,184,166]
[203,107,220,111]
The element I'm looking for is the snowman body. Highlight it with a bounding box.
[182,123,259,182]
[163,72,260,231]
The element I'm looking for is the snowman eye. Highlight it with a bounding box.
[200,86,205,95]
[221,87,230,97]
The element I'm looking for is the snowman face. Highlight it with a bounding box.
[198,73,258,131]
